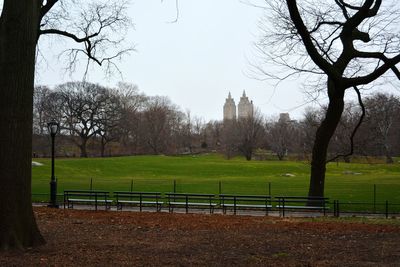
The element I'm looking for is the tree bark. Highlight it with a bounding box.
[308,81,345,198]
[384,145,394,164]
[101,140,106,157]
[245,152,252,161]
[0,1,45,249]
[79,138,89,158]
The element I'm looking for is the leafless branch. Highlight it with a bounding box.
[326,86,365,163]
[38,0,134,78]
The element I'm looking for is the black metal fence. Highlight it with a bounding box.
[31,176,400,217]
[32,192,400,218]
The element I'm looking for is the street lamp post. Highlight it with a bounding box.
[47,120,60,208]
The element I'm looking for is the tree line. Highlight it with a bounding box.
[33,81,400,162]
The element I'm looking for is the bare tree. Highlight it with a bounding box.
[202,121,223,151]
[236,110,265,160]
[177,111,204,154]
[258,0,400,197]
[96,89,123,157]
[328,102,362,163]
[57,82,110,157]
[267,117,299,160]
[363,93,400,163]
[142,96,175,154]
[33,86,52,135]
[299,107,323,161]
[220,120,239,159]
[0,0,132,249]
[116,82,147,154]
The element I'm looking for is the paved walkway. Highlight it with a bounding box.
[33,202,397,219]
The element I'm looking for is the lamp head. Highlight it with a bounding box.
[47,120,60,136]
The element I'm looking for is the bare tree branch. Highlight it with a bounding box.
[326,86,366,163]
[38,0,133,78]
[40,0,59,20]
[286,0,339,79]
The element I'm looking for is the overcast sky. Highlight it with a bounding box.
[36,0,327,121]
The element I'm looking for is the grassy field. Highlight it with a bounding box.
[32,154,400,211]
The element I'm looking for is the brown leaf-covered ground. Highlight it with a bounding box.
[1,207,400,266]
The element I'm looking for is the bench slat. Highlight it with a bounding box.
[221,204,272,208]
[276,205,328,209]
[169,202,217,206]
[117,200,162,205]
[68,198,113,203]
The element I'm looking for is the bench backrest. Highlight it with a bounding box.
[219,194,271,204]
[64,190,110,199]
[166,193,216,202]
[113,191,162,200]
[275,196,329,206]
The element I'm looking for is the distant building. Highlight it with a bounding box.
[238,91,254,119]
[279,113,291,123]
[278,113,297,124]
[223,91,254,121]
[223,92,237,121]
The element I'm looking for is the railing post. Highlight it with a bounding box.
[168,194,172,213]
[333,200,336,217]
[234,196,237,215]
[334,200,340,217]
[283,198,285,217]
[185,195,189,213]
[95,193,98,211]
[209,195,213,214]
[385,200,389,219]
[268,182,271,196]
[140,193,143,212]
[373,184,376,213]
[218,181,222,205]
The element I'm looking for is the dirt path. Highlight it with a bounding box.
[1,207,400,266]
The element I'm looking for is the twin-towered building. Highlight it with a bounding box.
[223,91,254,121]
[223,91,294,123]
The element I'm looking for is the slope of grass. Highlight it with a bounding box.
[32,154,400,210]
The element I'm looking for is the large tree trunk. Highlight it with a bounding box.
[308,81,345,198]
[0,1,45,249]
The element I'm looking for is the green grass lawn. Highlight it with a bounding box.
[32,154,400,211]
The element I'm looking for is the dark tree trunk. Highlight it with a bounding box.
[245,153,252,161]
[385,154,394,164]
[100,137,108,157]
[0,1,45,249]
[308,81,345,198]
[344,156,351,163]
[245,146,252,161]
[101,140,106,157]
[79,138,89,157]
[384,144,394,164]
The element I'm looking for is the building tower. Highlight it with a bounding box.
[238,90,254,119]
[223,92,236,121]
[278,113,291,123]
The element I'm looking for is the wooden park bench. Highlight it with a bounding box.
[63,190,113,211]
[114,191,163,211]
[219,194,272,215]
[275,196,329,217]
[166,193,217,214]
